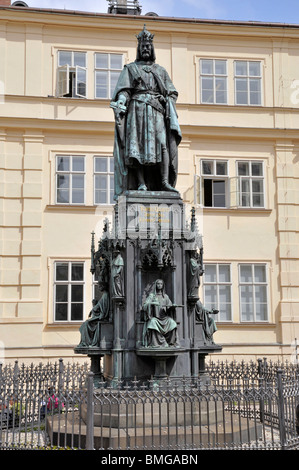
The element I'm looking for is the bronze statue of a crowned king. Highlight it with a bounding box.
[111,24,182,197]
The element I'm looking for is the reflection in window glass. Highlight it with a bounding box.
[204,264,232,322]
[239,264,268,322]
[94,156,114,205]
[95,53,123,99]
[54,262,84,322]
[56,155,85,205]
[200,59,227,104]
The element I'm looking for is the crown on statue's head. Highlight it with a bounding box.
[136,24,154,43]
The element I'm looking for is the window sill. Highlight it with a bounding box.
[202,207,271,215]
[45,204,114,212]
[45,322,82,328]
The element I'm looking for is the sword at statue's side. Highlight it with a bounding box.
[110,101,126,148]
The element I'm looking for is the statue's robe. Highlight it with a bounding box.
[111,61,182,196]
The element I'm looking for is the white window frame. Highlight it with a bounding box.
[56,155,86,205]
[57,51,87,99]
[199,58,228,105]
[196,159,229,208]
[94,52,123,99]
[239,263,269,323]
[203,263,232,322]
[54,261,85,323]
[94,156,114,205]
[234,60,262,106]
[236,160,265,208]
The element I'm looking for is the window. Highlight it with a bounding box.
[95,53,123,99]
[239,264,268,322]
[203,264,232,322]
[57,51,87,98]
[54,262,85,322]
[94,156,114,204]
[198,160,228,207]
[235,61,262,105]
[200,59,227,104]
[237,161,264,208]
[56,155,85,204]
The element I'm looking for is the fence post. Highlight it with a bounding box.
[86,372,94,450]
[277,368,286,449]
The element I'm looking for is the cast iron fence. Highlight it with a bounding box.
[0,358,298,450]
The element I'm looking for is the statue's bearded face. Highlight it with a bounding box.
[140,40,152,60]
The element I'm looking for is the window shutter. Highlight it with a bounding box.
[75,66,87,98]
[194,174,202,206]
[229,176,240,208]
[57,64,69,97]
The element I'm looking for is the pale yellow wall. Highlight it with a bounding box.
[0,8,298,364]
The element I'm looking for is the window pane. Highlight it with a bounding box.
[95,190,107,204]
[216,161,227,176]
[73,52,86,68]
[109,158,114,173]
[240,265,252,283]
[201,59,213,74]
[236,91,248,105]
[201,77,214,103]
[219,265,230,283]
[252,179,263,193]
[254,265,266,283]
[213,180,225,194]
[55,303,68,321]
[241,179,250,193]
[56,263,68,281]
[57,156,70,172]
[71,284,83,302]
[250,91,261,105]
[72,156,85,172]
[204,285,217,306]
[204,264,216,283]
[220,303,231,321]
[56,285,68,302]
[71,263,84,281]
[58,51,72,66]
[202,161,213,175]
[72,189,84,204]
[219,285,231,303]
[71,303,83,321]
[241,193,250,206]
[215,60,227,75]
[252,194,264,207]
[76,68,87,97]
[238,162,249,176]
[202,89,214,103]
[251,162,263,176]
[235,61,247,76]
[215,77,227,103]
[255,302,267,321]
[249,61,261,77]
[72,174,84,189]
[96,53,108,69]
[255,285,267,304]
[110,71,121,97]
[249,78,261,93]
[110,174,114,204]
[95,71,108,98]
[95,174,108,190]
[95,157,108,173]
[241,285,253,304]
[110,54,122,69]
[57,189,69,204]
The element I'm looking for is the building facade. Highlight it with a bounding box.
[0,2,298,364]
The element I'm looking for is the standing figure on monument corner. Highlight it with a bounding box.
[111,24,182,197]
